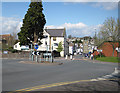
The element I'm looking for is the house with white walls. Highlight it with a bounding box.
[14,42,29,51]
[69,43,74,55]
[38,28,69,57]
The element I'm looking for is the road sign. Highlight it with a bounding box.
[34,44,39,50]
[32,51,40,55]
[43,53,52,56]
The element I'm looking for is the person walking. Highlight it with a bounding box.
[91,53,94,60]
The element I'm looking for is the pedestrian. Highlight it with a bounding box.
[91,53,94,60]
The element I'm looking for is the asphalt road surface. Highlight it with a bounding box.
[2,55,118,91]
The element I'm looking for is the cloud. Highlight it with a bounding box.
[0,17,22,35]
[45,0,119,2]
[46,22,102,37]
[0,17,102,38]
[91,2,118,10]
[51,0,119,2]
[63,22,87,29]
[63,2,118,10]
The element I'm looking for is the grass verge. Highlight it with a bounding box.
[96,57,120,63]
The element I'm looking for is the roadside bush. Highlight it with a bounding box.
[8,47,18,53]
[10,49,18,53]
[101,54,105,57]
[8,47,13,50]
[53,50,60,57]
[94,55,99,59]
[94,53,105,59]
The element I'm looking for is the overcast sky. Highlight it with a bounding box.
[1,0,118,38]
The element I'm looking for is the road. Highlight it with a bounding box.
[2,55,118,91]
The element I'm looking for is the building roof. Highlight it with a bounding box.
[0,34,12,40]
[45,29,65,37]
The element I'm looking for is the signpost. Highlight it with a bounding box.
[34,44,39,50]
[34,44,39,62]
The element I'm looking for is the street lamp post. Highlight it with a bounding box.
[51,45,53,63]
[46,44,48,62]
[31,42,34,61]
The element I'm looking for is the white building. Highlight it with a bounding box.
[38,28,69,57]
[69,43,74,55]
[14,42,29,51]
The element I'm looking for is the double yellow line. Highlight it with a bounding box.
[7,78,118,93]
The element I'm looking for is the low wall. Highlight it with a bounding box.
[2,51,30,58]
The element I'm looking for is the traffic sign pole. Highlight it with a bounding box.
[36,56,38,62]
[32,54,34,61]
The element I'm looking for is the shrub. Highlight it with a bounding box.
[11,49,18,53]
[94,55,99,59]
[8,47,13,50]
[94,53,105,59]
[8,47,18,53]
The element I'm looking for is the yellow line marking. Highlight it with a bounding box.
[13,78,118,92]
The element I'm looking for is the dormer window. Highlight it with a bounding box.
[54,43,58,46]
[45,41,47,45]
[44,35,48,38]
[53,37,56,41]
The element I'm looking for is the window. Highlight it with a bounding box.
[15,45,17,48]
[44,35,48,38]
[53,37,56,41]
[45,41,47,45]
[54,43,58,46]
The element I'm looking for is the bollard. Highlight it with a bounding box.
[32,55,34,61]
[44,55,45,62]
[29,53,31,61]
[70,54,73,60]
[114,67,118,73]
[65,55,68,59]
[46,56,48,62]
[51,55,52,62]
[36,56,38,62]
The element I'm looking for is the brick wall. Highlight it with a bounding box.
[98,42,119,57]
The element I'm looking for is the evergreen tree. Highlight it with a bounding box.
[18,0,46,45]
[56,42,63,52]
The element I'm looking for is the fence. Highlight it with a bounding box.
[2,51,54,63]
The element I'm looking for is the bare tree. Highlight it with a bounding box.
[99,17,118,41]
[98,17,119,56]
[8,31,17,47]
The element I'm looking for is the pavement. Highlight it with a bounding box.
[2,55,120,92]
[39,80,119,91]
